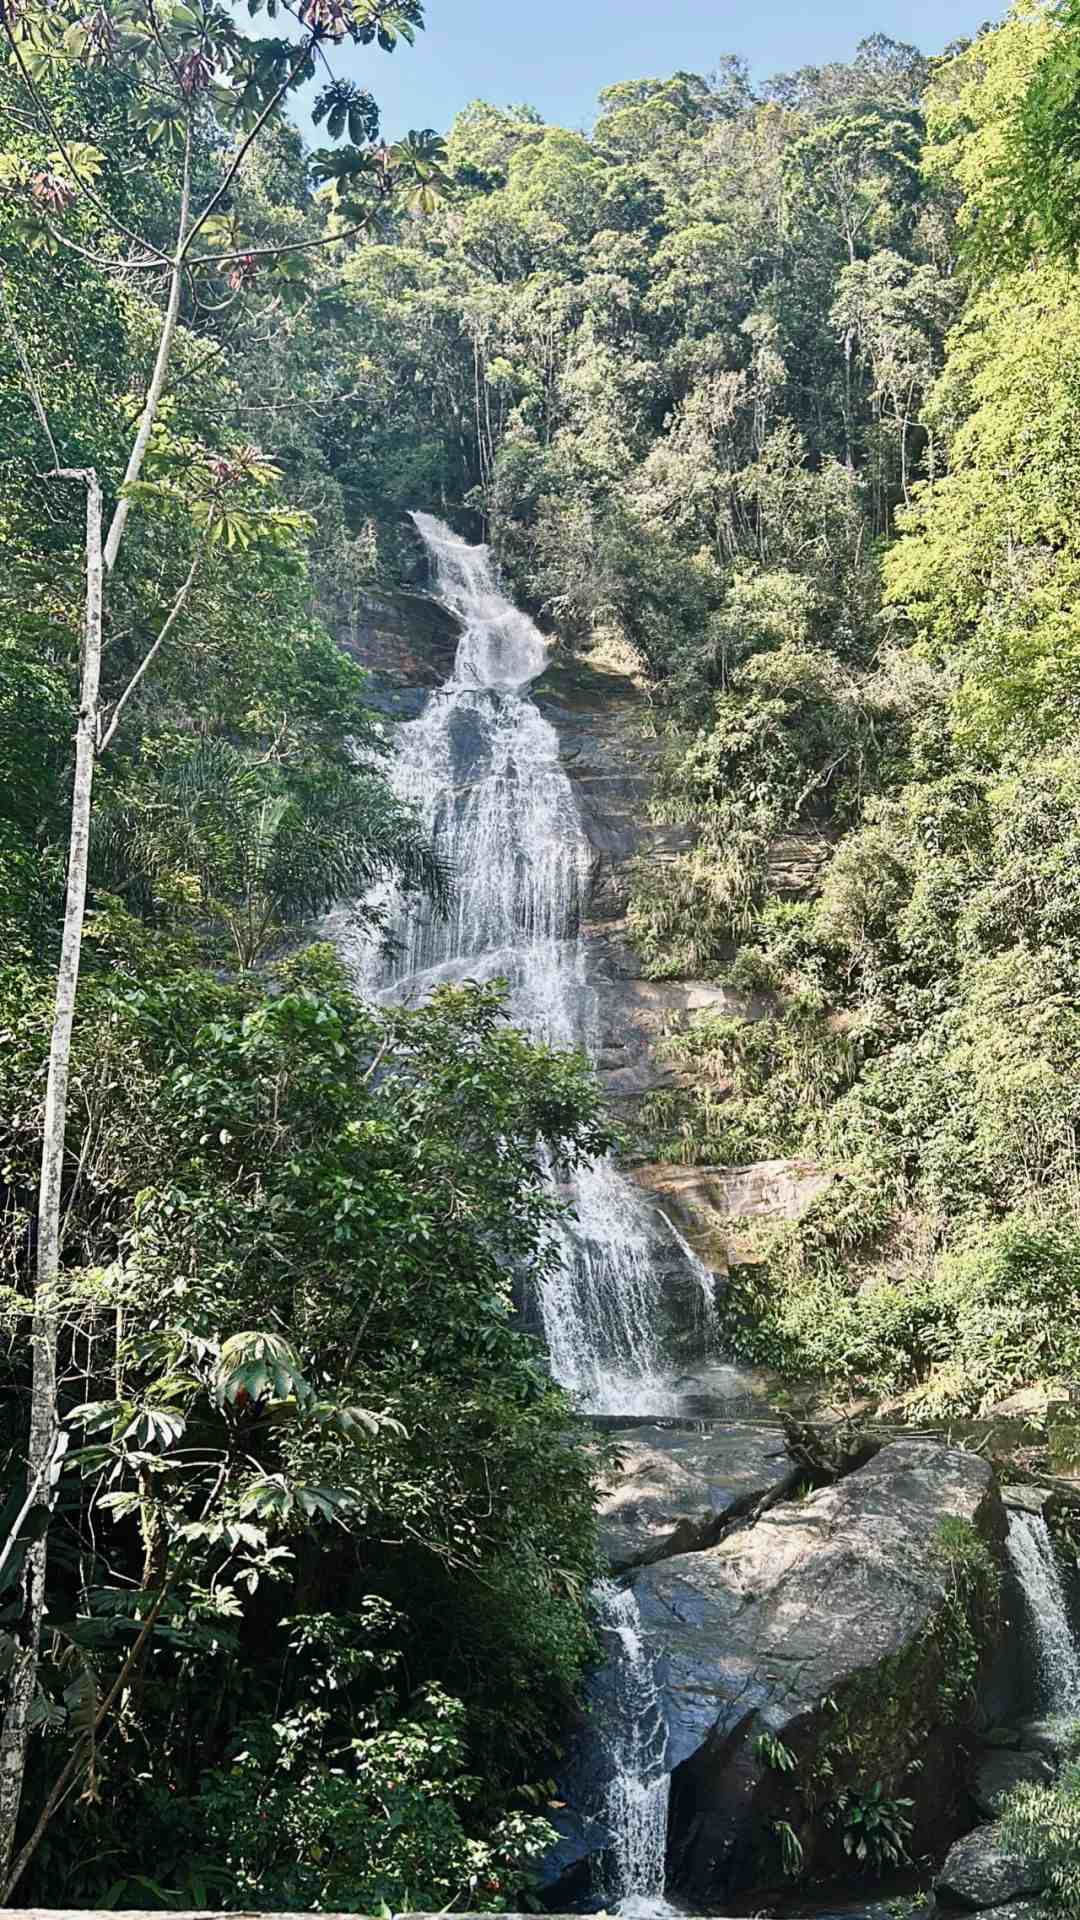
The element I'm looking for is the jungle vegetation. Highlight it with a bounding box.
[5,0,1080,1905]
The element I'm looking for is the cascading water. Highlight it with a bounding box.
[351,510,728,1417]
[593,1581,672,1918]
[1006,1509,1080,1715]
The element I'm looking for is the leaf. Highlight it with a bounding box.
[214,1331,313,1411]
[97,1491,142,1519]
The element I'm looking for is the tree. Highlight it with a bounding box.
[961,0,1080,270]
[0,0,447,1876]
[831,248,954,515]
[0,958,608,1903]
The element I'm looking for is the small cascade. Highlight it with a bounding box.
[593,1580,673,1917]
[1006,1509,1080,1714]
[349,510,733,1416]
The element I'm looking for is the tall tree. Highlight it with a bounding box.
[0,0,447,1875]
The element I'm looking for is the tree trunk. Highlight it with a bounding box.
[0,472,103,1884]
[103,261,181,572]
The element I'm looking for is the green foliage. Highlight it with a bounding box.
[11,0,1080,1901]
[823,1782,914,1872]
[1,954,607,1905]
[196,1684,557,1914]
[772,1817,805,1878]
[755,1730,798,1773]
[928,1516,1000,1716]
[999,1759,1080,1917]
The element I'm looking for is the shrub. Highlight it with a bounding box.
[999,1761,1080,1918]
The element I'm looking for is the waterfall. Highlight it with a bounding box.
[593,1579,673,1917]
[350,510,732,1417]
[1006,1509,1080,1715]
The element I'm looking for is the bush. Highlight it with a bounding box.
[198,1686,557,1914]
[999,1760,1080,1918]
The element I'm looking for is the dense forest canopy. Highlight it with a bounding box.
[7,0,1080,1905]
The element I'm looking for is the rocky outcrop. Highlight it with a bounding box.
[588,942,760,1104]
[545,1441,1006,1905]
[331,585,459,712]
[631,1158,834,1272]
[935,1823,1045,1908]
[633,1441,1003,1897]
[967,1747,1053,1818]
[597,1421,799,1570]
[1015,1715,1078,1762]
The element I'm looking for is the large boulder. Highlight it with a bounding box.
[597,1421,798,1570]
[628,1441,1003,1897]
[968,1746,1054,1818]
[935,1822,1044,1907]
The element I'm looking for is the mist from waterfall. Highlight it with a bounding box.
[1006,1509,1080,1715]
[349,509,723,1416]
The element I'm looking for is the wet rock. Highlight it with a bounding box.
[630,1158,833,1273]
[945,1907,1040,1920]
[796,1908,926,1920]
[1001,1484,1054,1515]
[330,585,460,713]
[529,1805,612,1903]
[935,1822,1044,1906]
[628,1441,1003,1897]
[597,1421,798,1570]
[1017,1715,1078,1763]
[968,1746,1053,1816]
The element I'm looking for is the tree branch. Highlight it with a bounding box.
[185,212,375,271]
[1,1454,231,1904]
[0,1432,68,1589]
[97,533,208,752]
[103,119,192,573]
[0,13,170,263]
[180,34,318,261]
[0,266,60,467]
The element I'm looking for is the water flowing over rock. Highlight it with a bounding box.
[597,1421,799,1571]
[1005,1509,1080,1714]
[348,513,739,1417]
[336,544,1050,1918]
[592,1581,672,1914]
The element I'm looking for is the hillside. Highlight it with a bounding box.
[6,0,1080,1910]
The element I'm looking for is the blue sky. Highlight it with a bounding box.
[305,0,995,140]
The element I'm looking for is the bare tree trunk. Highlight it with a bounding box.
[103,259,182,572]
[103,126,190,573]
[0,472,103,1884]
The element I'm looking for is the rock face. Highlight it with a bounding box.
[332,585,459,713]
[1017,1715,1078,1761]
[629,1441,1003,1897]
[1001,1484,1054,1516]
[935,1822,1045,1907]
[589,944,759,1105]
[968,1746,1053,1818]
[632,1159,834,1272]
[597,1421,798,1570]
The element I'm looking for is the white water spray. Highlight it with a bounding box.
[1006,1509,1080,1715]
[593,1580,673,1917]
[350,512,728,1416]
